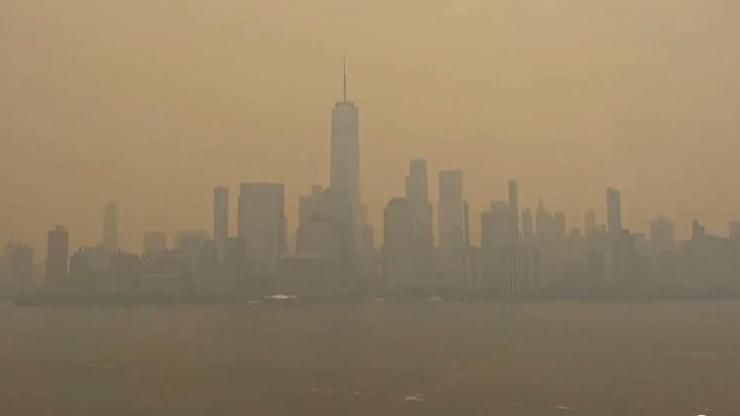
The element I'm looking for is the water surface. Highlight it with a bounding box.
[1,301,737,415]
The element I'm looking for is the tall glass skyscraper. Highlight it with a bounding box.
[330,61,361,247]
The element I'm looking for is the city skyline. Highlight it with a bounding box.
[6,70,736,300]
[3,75,739,257]
[4,87,740,257]
[3,0,740,255]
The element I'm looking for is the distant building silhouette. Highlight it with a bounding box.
[68,248,97,291]
[213,186,229,266]
[175,230,210,280]
[102,203,119,255]
[508,179,520,242]
[405,159,434,277]
[535,200,553,243]
[679,221,735,291]
[46,225,69,288]
[480,200,520,294]
[534,200,558,286]
[438,170,468,282]
[238,183,287,277]
[487,201,517,247]
[299,185,324,230]
[383,198,416,286]
[606,188,622,238]
[138,249,190,295]
[584,209,596,238]
[330,61,362,249]
[296,187,355,283]
[2,242,33,286]
[521,207,534,243]
[553,212,567,240]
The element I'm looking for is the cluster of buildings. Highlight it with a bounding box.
[3,72,740,300]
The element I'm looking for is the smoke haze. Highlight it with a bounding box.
[2,0,739,253]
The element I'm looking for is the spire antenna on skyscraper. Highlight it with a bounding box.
[343,54,348,102]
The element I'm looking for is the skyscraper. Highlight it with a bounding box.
[175,230,209,280]
[508,179,520,242]
[496,201,518,246]
[480,201,520,294]
[238,182,287,276]
[606,188,622,238]
[535,200,553,242]
[103,203,118,255]
[46,225,69,287]
[406,159,429,205]
[213,186,229,265]
[405,159,434,273]
[553,212,567,240]
[383,197,415,284]
[584,209,596,238]
[330,60,361,247]
[3,242,33,286]
[296,187,355,282]
[438,169,468,281]
[298,185,323,229]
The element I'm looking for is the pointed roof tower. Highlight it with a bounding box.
[343,54,348,102]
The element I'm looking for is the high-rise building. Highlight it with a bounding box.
[438,170,468,281]
[406,159,429,205]
[238,183,287,276]
[2,242,33,286]
[68,248,97,291]
[405,159,434,273]
[535,200,553,242]
[493,201,517,246]
[103,203,119,255]
[584,209,596,237]
[357,204,377,277]
[692,220,706,241]
[480,201,520,294]
[383,198,415,284]
[508,179,520,242]
[553,212,567,240]
[213,186,229,265]
[481,201,517,249]
[296,187,355,282]
[650,216,676,252]
[46,225,69,287]
[330,61,361,247]
[175,230,209,280]
[299,185,323,229]
[606,188,622,238]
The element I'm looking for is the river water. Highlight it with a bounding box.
[1,300,737,415]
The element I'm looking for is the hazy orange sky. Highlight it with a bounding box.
[2,0,739,255]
